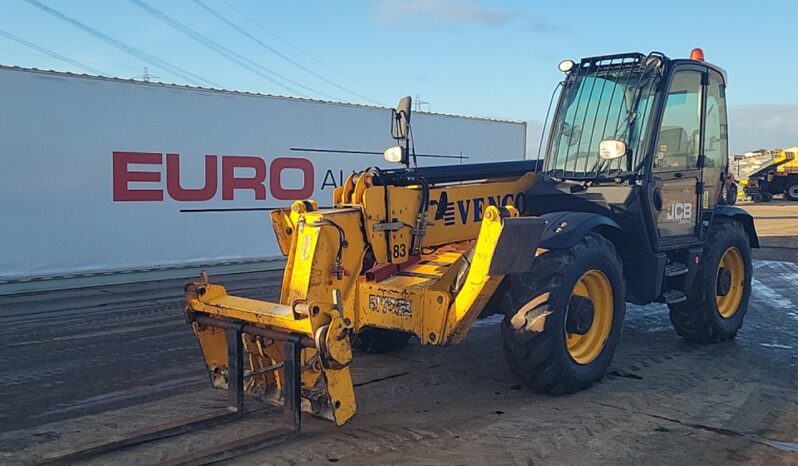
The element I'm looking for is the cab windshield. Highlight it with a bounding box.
[545,55,661,179]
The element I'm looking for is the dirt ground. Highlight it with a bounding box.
[1,202,798,465]
[741,200,798,263]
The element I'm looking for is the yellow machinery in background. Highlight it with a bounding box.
[733,147,798,202]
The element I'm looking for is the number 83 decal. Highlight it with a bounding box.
[392,244,407,258]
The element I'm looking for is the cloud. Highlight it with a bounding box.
[373,0,507,26]
[728,104,798,154]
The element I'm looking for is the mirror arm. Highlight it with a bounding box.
[390,109,398,139]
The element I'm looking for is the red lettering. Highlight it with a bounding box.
[222,156,267,200]
[113,151,163,201]
[113,152,316,202]
[269,157,314,200]
[166,154,218,201]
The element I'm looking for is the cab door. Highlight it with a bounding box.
[650,68,704,247]
[701,70,729,209]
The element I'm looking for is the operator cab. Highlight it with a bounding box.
[529,49,730,254]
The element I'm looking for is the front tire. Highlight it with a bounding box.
[501,233,626,394]
[668,220,752,342]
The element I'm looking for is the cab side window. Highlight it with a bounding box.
[703,71,728,195]
[653,71,702,172]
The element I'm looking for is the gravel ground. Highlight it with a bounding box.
[1,204,797,465]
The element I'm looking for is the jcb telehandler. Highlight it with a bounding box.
[186,47,757,434]
[53,49,758,463]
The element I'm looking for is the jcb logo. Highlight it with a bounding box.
[667,202,693,223]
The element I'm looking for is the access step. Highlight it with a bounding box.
[662,289,687,304]
[664,262,689,277]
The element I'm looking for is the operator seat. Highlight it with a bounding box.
[656,126,690,170]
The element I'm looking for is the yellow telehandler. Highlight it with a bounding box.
[733,147,798,202]
[54,49,758,464]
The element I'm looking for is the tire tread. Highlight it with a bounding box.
[668,220,750,342]
[501,233,624,394]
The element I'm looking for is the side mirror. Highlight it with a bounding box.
[392,96,412,140]
[383,145,407,164]
[598,139,627,160]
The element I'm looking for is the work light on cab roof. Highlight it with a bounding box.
[558,59,575,73]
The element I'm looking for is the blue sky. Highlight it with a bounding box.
[3,0,798,154]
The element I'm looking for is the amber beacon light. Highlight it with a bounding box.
[690,48,705,61]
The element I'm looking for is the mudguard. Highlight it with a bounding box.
[713,206,760,248]
[537,211,621,250]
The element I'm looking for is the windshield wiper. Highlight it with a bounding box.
[568,162,639,193]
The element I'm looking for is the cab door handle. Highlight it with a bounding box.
[653,188,663,211]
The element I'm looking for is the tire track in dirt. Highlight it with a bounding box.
[0,272,283,433]
[2,263,798,463]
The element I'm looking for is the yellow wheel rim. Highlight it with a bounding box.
[566,269,613,365]
[716,247,745,318]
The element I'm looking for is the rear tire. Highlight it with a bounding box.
[353,328,412,353]
[501,233,626,394]
[787,182,798,201]
[668,220,752,342]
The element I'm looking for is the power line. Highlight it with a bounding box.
[0,29,107,75]
[128,0,304,96]
[23,0,224,88]
[0,47,150,69]
[129,0,335,99]
[192,0,383,106]
[220,0,397,96]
